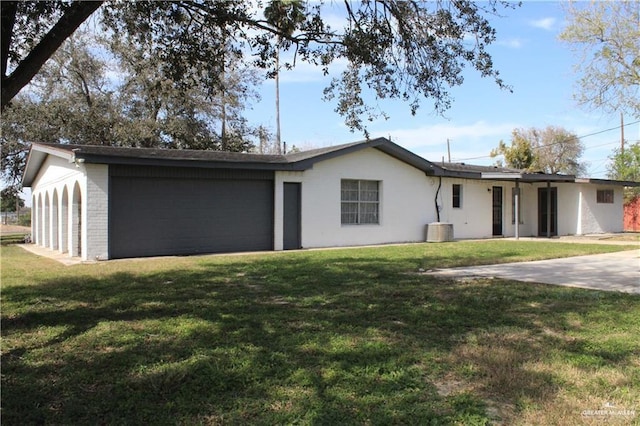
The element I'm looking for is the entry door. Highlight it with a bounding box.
[538,187,557,236]
[283,183,301,250]
[492,186,503,236]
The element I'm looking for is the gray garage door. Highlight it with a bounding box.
[109,166,274,259]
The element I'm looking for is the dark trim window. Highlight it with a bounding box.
[341,179,379,224]
[596,189,614,204]
[452,184,462,208]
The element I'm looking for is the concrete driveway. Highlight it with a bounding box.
[428,249,640,294]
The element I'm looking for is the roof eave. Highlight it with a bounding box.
[74,153,302,171]
[481,172,523,180]
[575,178,640,187]
[520,173,576,183]
[22,143,75,187]
[432,168,480,179]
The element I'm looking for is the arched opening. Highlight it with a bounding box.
[37,193,43,245]
[60,186,69,253]
[51,190,59,250]
[71,182,82,257]
[32,194,37,242]
[44,192,50,248]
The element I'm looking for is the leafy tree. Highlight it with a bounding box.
[529,126,586,176]
[1,30,262,188]
[490,132,535,169]
[0,187,24,212]
[1,187,24,212]
[3,0,515,130]
[0,186,25,225]
[106,29,259,151]
[492,126,586,175]
[559,1,640,117]
[607,142,640,201]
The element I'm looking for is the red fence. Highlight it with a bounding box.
[624,197,640,232]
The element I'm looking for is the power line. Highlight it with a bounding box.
[452,119,640,162]
[583,140,620,150]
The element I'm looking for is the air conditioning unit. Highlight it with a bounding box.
[426,222,454,242]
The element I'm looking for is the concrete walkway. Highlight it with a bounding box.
[17,244,90,266]
[427,249,640,294]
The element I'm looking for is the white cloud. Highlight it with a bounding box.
[376,121,520,164]
[497,38,525,49]
[277,56,348,83]
[529,17,556,31]
[383,121,517,149]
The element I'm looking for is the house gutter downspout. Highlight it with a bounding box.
[435,176,442,222]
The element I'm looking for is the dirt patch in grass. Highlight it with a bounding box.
[599,232,640,242]
[0,224,30,236]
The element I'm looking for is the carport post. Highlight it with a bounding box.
[546,180,551,238]
[514,180,520,239]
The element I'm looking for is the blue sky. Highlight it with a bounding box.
[246,1,639,178]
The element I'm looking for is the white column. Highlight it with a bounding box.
[273,172,284,251]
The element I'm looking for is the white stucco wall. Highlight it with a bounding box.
[557,183,580,235]
[433,180,600,239]
[275,148,436,249]
[577,184,624,234]
[275,159,622,245]
[438,178,498,239]
[29,155,109,261]
[521,182,624,236]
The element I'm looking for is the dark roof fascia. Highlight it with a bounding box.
[73,153,304,171]
[478,172,576,183]
[431,167,481,179]
[520,173,576,183]
[23,140,440,185]
[575,178,640,187]
[432,167,580,183]
[374,140,439,175]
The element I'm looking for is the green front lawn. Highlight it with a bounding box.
[2,242,638,425]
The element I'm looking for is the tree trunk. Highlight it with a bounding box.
[1,1,103,110]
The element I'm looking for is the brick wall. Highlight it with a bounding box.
[83,164,110,260]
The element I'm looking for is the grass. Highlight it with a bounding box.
[0,233,28,245]
[2,241,639,425]
[601,232,640,242]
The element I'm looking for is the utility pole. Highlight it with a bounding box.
[620,112,625,155]
[447,139,451,162]
[275,48,282,154]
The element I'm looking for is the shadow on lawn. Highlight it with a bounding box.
[2,252,638,424]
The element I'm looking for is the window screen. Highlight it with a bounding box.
[341,180,379,224]
[596,189,614,204]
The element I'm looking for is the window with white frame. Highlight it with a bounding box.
[341,179,380,225]
[596,189,614,204]
[452,184,462,208]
